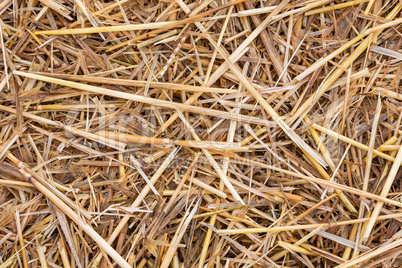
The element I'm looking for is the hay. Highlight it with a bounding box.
[1,0,402,267]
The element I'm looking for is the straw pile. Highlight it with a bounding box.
[0,0,402,267]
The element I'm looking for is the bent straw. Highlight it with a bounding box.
[94,131,250,151]
[34,73,238,94]
[13,71,275,127]
[35,21,176,34]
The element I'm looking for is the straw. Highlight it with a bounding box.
[3,0,402,266]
